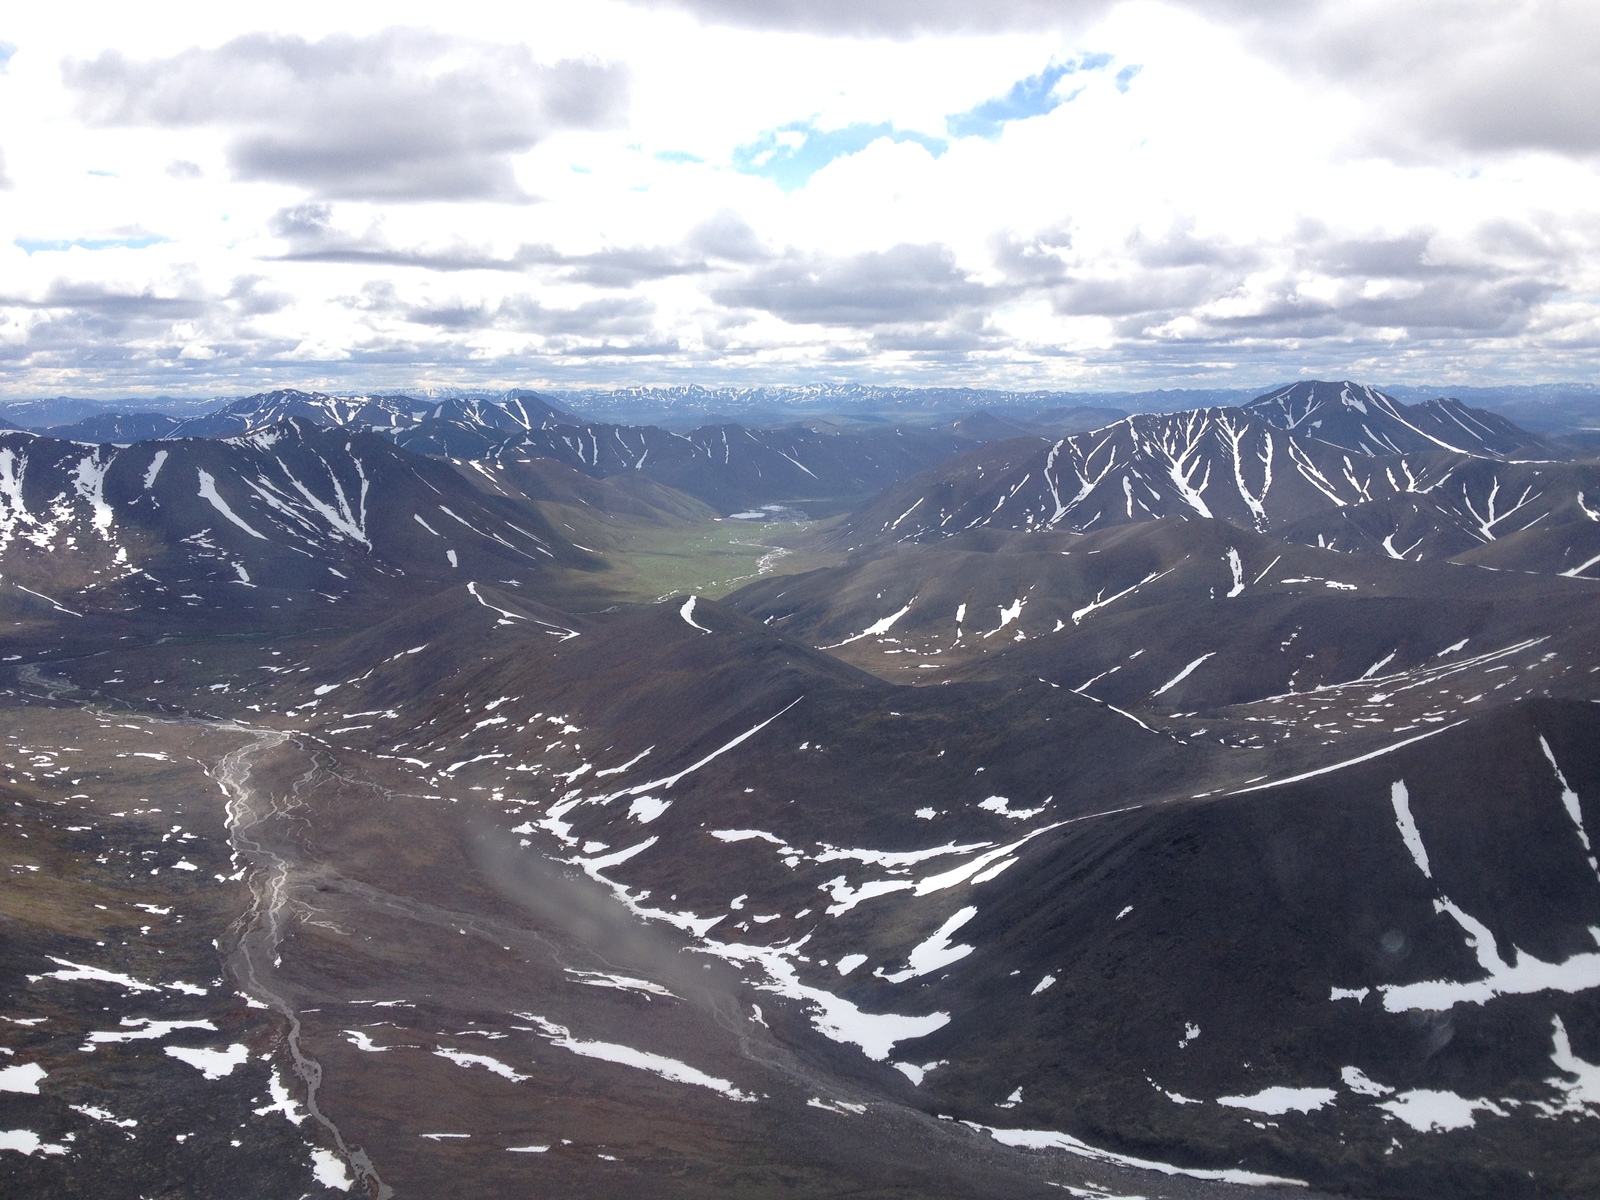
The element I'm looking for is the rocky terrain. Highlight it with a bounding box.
[2,382,1597,1198]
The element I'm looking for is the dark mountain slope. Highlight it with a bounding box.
[725,519,1599,717]
[158,388,984,514]
[0,420,588,630]
[901,699,1600,1198]
[38,412,180,443]
[132,589,1600,1198]
[1244,380,1549,458]
[828,384,1592,577]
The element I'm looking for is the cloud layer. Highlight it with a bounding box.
[64,31,629,201]
[0,2,1596,396]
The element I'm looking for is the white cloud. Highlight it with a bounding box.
[63,30,629,201]
[0,0,1595,394]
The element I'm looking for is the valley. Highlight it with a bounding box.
[2,382,1598,1198]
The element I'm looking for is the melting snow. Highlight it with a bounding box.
[1390,781,1431,878]
[142,449,168,490]
[69,1103,136,1129]
[82,1017,216,1048]
[820,877,915,916]
[434,1048,529,1083]
[893,1060,946,1085]
[1217,1086,1336,1115]
[627,795,671,824]
[700,936,949,1061]
[311,1148,354,1191]
[963,1121,1306,1187]
[517,1014,754,1101]
[1341,1066,1392,1097]
[1151,653,1215,698]
[164,1043,249,1079]
[197,470,267,539]
[1545,1015,1600,1113]
[1540,736,1598,879]
[808,1097,868,1115]
[28,957,157,992]
[828,599,916,647]
[0,1063,45,1093]
[1378,1089,1504,1132]
[610,698,803,797]
[879,907,977,982]
[565,969,676,998]
[679,595,712,633]
[978,795,1047,820]
[0,1129,69,1157]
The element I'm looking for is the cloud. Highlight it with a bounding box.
[732,120,945,190]
[625,0,1118,38]
[226,275,290,317]
[63,30,630,202]
[644,1,1600,161]
[1127,220,1570,348]
[713,243,999,327]
[1196,1,1600,160]
[946,56,1109,140]
[0,148,11,190]
[685,212,771,263]
[268,204,709,285]
[404,294,658,337]
[7,279,210,320]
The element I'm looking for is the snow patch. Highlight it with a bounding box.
[1217,1086,1336,1115]
[164,1043,248,1079]
[1390,780,1431,878]
[1379,1089,1503,1132]
[679,595,712,633]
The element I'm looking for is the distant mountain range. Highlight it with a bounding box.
[18,388,991,515]
[6,378,1599,432]
[834,381,1600,579]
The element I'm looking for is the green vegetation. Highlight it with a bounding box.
[578,517,843,604]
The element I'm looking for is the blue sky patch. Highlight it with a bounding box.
[733,121,947,191]
[655,150,705,164]
[1116,64,1143,93]
[946,54,1112,140]
[0,42,16,73]
[15,236,169,254]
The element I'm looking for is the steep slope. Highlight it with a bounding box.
[78,588,1590,1198]
[0,420,587,630]
[829,383,1594,577]
[162,388,984,514]
[38,412,181,443]
[725,519,1600,722]
[1244,380,1549,458]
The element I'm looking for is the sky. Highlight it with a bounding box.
[1,0,1598,398]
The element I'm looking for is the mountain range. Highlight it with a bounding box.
[1,380,1597,1199]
